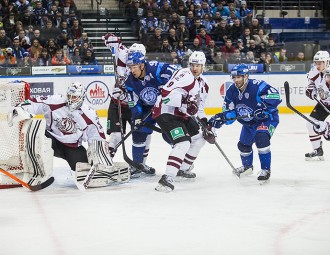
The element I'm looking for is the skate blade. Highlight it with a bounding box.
[305,156,324,161]
[258,179,270,185]
[175,176,196,183]
[232,168,253,179]
[155,184,173,192]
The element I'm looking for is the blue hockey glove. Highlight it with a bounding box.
[254,108,269,120]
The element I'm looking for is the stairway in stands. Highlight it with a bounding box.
[80,9,139,64]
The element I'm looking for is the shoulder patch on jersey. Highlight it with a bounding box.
[162,98,170,104]
[265,94,280,99]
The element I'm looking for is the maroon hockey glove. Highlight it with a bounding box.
[183,95,199,115]
[202,124,216,144]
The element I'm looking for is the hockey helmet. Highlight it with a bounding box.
[129,43,146,56]
[126,51,145,66]
[189,51,206,65]
[67,82,86,111]
[231,63,249,78]
[313,51,330,62]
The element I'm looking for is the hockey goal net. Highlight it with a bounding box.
[0,81,30,188]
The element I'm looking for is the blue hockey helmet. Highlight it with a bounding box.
[127,51,145,66]
[231,64,249,78]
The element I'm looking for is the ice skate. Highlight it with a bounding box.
[155,175,174,192]
[305,142,324,161]
[140,163,156,175]
[232,165,253,178]
[129,165,142,178]
[257,170,271,185]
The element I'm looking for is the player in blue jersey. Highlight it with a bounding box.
[125,51,178,177]
[208,63,282,184]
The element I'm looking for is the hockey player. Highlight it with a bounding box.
[101,33,146,159]
[9,82,129,188]
[153,51,214,192]
[208,63,282,184]
[304,51,330,160]
[125,51,178,177]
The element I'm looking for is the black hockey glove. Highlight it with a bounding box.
[253,107,269,120]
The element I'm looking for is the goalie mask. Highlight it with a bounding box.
[67,82,86,111]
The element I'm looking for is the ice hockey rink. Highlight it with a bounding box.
[1,114,330,255]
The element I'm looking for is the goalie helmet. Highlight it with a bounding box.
[189,51,206,65]
[126,51,145,66]
[67,82,86,111]
[231,63,249,78]
[128,43,146,56]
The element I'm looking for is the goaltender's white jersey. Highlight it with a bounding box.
[153,67,209,120]
[21,95,106,147]
[307,65,330,106]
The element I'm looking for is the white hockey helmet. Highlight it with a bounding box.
[67,82,86,111]
[128,43,146,56]
[189,51,206,65]
[313,51,330,63]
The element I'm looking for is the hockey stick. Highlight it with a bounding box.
[191,116,236,172]
[284,81,320,128]
[313,95,330,114]
[0,167,54,191]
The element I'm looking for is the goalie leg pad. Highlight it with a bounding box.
[75,162,130,188]
[21,119,54,186]
[87,140,113,166]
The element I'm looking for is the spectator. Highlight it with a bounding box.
[51,48,71,65]
[33,0,48,27]
[0,47,17,67]
[140,10,158,41]
[236,38,246,53]
[188,37,203,52]
[167,28,179,48]
[176,40,189,62]
[203,39,220,64]
[71,47,81,64]
[30,29,46,47]
[292,51,306,63]
[245,39,262,59]
[11,38,26,66]
[4,13,17,38]
[125,0,141,36]
[141,0,159,14]
[201,2,212,17]
[158,38,173,53]
[251,18,264,35]
[221,39,235,60]
[16,0,30,16]
[28,38,43,64]
[201,13,215,33]
[44,38,59,57]
[76,32,93,49]
[253,28,269,46]
[70,18,84,40]
[158,1,173,19]
[185,11,195,29]
[146,27,163,52]
[36,47,51,65]
[41,20,61,41]
[56,30,69,48]
[65,38,76,58]
[170,49,182,67]
[213,11,222,24]
[212,50,227,70]
[176,21,189,41]
[176,3,187,17]
[229,18,244,42]
[14,29,31,46]
[168,12,180,30]
[213,19,230,43]
[196,28,212,47]
[212,1,230,17]
[242,9,253,28]
[81,48,97,65]
[228,48,245,64]
[194,3,203,18]
[59,20,72,37]
[157,15,170,34]
[19,51,32,67]
[238,1,250,17]
[274,48,288,63]
[265,37,281,54]
[0,28,12,48]
[239,27,252,47]
[189,17,205,41]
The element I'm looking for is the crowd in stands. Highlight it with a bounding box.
[124,0,312,71]
[0,0,97,67]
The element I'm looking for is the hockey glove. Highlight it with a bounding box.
[183,95,199,115]
[208,110,236,128]
[306,86,317,100]
[253,107,270,120]
[202,125,216,144]
[132,118,143,131]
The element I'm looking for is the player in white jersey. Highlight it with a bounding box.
[102,33,147,159]
[152,51,215,192]
[304,51,330,160]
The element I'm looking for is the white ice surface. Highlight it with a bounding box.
[1,114,330,255]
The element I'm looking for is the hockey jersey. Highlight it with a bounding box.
[224,78,281,125]
[21,95,106,147]
[153,67,209,120]
[125,61,177,121]
[307,66,330,106]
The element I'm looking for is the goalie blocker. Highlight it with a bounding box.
[75,140,130,190]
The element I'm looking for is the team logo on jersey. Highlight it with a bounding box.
[140,87,159,105]
[86,81,110,106]
[245,93,249,99]
[236,104,253,121]
[170,127,185,140]
[219,81,232,99]
[257,122,269,131]
[54,116,78,134]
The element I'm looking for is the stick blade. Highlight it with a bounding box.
[29,177,55,191]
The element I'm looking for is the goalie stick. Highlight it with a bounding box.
[191,116,236,173]
[284,81,320,128]
[0,167,54,191]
